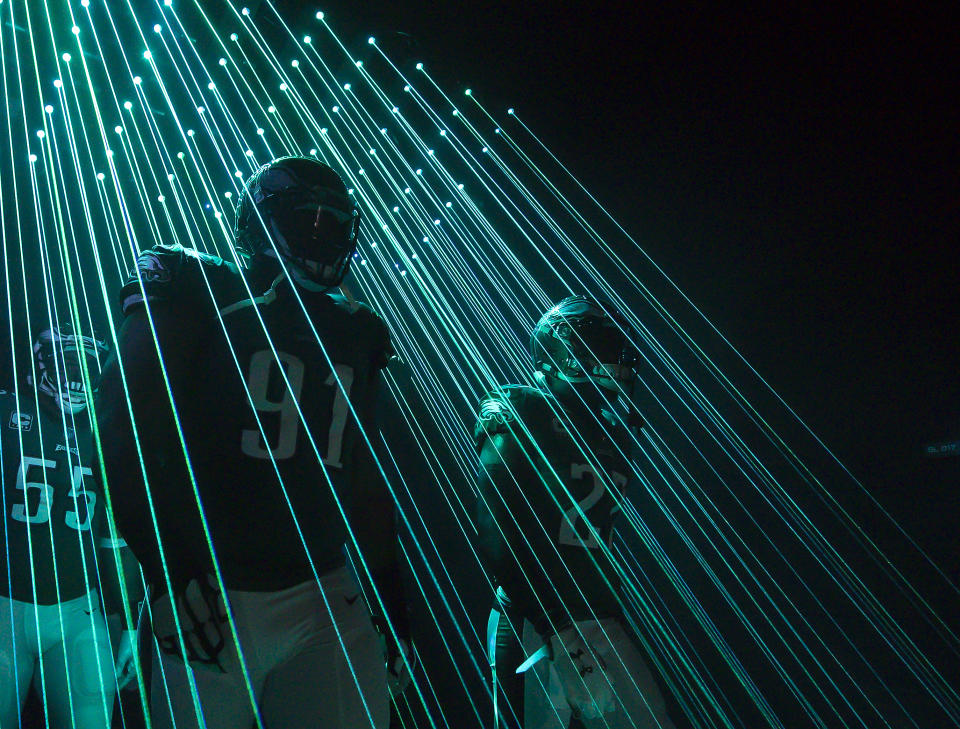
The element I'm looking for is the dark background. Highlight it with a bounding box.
[285,2,959,726]
[286,0,960,608]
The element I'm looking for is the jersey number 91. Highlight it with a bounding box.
[240,350,354,468]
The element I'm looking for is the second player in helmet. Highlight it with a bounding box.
[476,296,677,729]
[96,156,405,729]
[1,326,140,729]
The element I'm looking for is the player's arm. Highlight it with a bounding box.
[349,371,404,605]
[94,284,205,588]
[475,424,538,579]
[97,528,146,689]
[348,358,417,695]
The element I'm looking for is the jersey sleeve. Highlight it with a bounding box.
[118,243,238,317]
[356,299,395,371]
[473,386,531,451]
[473,386,540,554]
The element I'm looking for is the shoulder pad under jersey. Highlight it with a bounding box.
[119,244,238,315]
[327,294,395,370]
[473,384,552,449]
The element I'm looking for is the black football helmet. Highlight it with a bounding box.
[30,324,109,414]
[531,295,637,393]
[234,156,360,289]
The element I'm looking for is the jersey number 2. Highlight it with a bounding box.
[10,457,96,531]
[557,463,626,549]
[241,350,354,467]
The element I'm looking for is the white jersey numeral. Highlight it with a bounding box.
[9,458,96,531]
[241,351,354,467]
[557,463,627,549]
[322,364,354,469]
[66,466,97,531]
[11,456,56,524]
[241,350,306,460]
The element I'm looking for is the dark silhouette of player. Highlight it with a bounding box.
[1,325,138,728]
[476,296,677,729]
[95,157,408,729]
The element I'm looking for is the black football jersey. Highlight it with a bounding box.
[117,244,392,590]
[0,391,103,604]
[474,385,630,625]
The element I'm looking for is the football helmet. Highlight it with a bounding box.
[30,324,109,414]
[234,156,360,289]
[531,295,637,393]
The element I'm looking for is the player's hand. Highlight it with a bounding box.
[115,630,138,690]
[372,614,417,697]
[152,575,238,674]
[386,635,417,697]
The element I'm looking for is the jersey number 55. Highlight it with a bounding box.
[10,456,96,531]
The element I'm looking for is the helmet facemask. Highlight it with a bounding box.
[532,297,638,398]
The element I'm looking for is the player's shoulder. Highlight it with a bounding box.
[474,384,555,446]
[324,293,393,364]
[120,244,240,314]
[325,293,384,327]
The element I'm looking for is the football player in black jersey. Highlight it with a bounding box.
[95,157,408,729]
[1,326,139,728]
[476,296,677,729]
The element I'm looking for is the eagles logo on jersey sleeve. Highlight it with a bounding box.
[119,243,238,315]
[474,386,525,448]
